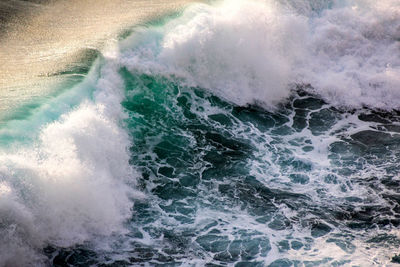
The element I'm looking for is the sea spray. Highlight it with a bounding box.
[120,0,400,110]
[301,0,400,109]
[0,59,138,266]
[120,0,308,109]
[1,0,400,265]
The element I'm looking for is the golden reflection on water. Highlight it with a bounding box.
[0,0,200,116]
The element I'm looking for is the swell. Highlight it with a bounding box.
[0,1,202,265]
[0,0,203,120]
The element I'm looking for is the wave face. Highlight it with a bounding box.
[0,0,198,118]
[1,0,400,265]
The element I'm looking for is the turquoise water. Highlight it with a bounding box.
[41,74,400,266]
[1,0,400,266]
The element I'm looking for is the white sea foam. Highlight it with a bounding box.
[0,60,137,266]
[121,0,400,110]
[302,0,400,109]
[121,0,308,109]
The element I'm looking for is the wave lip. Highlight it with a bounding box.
[302,0,400,110]
[121,0,308,109]
[121,0,400,111]
[0,60,137,266]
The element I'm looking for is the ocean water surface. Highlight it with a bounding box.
[1,0,400,266]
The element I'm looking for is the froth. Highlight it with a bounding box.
[303,0,400,109]
[159,1,308,108]
[121,0,308,109]
[122,0,400,110]
[0,60,136,266]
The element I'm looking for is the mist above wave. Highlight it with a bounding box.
[121,0,400,110]
[303,0,400,109]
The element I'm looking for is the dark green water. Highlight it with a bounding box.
[45,72,400,266]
